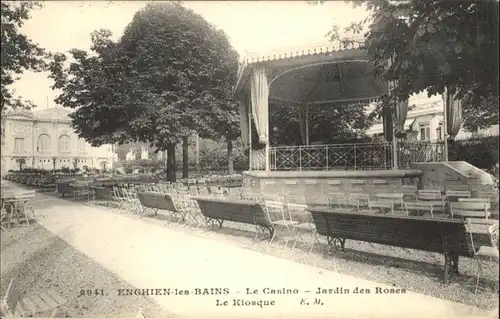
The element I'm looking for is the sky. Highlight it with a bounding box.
[11,0,369,112]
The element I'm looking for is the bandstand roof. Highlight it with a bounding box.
[233,41,388,105]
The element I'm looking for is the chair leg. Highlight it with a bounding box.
[475,258,483,294]
[23,206,30,225]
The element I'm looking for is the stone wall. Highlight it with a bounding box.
[242,170,422,204]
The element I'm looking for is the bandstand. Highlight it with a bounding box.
[232,42,492,200]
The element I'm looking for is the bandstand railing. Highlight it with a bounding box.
[265,142,444,171]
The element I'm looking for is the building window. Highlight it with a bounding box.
[78,138,86,153]
[37,134,51,153]
[58,135,70,152]
[14,138,25,154]
[419,124,431,141]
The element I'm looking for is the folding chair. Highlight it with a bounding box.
[374,193,405,214]
[1,192,36,229]
[368,199,395,214]
[445,190,471,202]
[197,186,210,196]
[404,201,436,217]
[349,193,371,213]
[450,202,491,219]
[417,189,447,216]
[400,185,418,201]
[328,192,350,208]
[264,196,299,248]
[465,219,499,294]
[0,277,66,318]
[284,196,321,254]
[176,194,203,230]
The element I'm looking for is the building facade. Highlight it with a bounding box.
[1,108,115,174]
[366,92,499,142]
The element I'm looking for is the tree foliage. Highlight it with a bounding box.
[269,101,378,146]
[49,2,239,181]
[1,1,48,113]
[319,0,499,131]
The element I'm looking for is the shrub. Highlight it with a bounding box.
[449,136,499,170]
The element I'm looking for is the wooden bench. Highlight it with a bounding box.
[0,277,67,317]
[193,196,274,241]
[137,192,183,220]
[91,186,115,206]
[55,180,76,198]
[307,206,475,284]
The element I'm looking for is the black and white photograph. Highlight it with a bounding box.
[0,0,499,318]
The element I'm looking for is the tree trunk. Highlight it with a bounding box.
[227,139,234,175]
[166,143,176,182]
[182,135,189,178]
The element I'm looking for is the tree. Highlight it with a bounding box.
[49,2,239,181]
[269,101,378,146]
[314,0,499,131]
[203,98,240,174]
[1,1,48,113]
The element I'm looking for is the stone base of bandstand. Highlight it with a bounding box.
[242,169,423,202]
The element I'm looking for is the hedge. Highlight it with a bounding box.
[448,136,499,171]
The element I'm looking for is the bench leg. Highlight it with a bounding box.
[328,236,346,253]
[443,252,459,284]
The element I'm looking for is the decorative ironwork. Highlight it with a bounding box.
[270,143,393,171]
[251,149,266,171]
[398,142,444,168]
[265,142,444,171]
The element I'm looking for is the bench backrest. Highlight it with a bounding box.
[92,187,114,200]
[1,277,20,317]
[195,197,271,226]
[308,208,474,256]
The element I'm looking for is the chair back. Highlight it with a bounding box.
[0,277,20,317]
[401,185,418,200]
[349,193,370,207]
[418,189,444,201]
[368,199,395,214]
[445,190,471,201]
[404,201,433,212]
[264,198,285,222]
[450,202,491,219]
[328,192,349,207]
[283,195,307,221]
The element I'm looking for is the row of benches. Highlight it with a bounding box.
[133,191,498,286]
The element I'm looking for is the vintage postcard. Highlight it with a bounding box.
[1,1,499,318]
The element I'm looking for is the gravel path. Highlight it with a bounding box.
[0,223,174,318]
